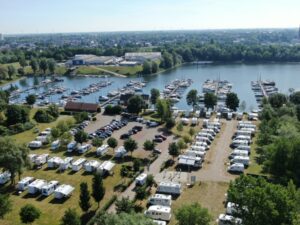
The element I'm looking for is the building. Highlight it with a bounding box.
[72,54,122,66]
[125,52,161,63]
[64,101,100,113]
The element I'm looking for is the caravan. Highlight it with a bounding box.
[191,145,207,152]
[28,141,42,149]
[194,142,209,150]
[72,158,87,171]
[148,194,172,206]
[195,136,212,145]
[78,144,92,154]
[84,160,101,172]
[34,154,49,167]
[17,177,35,191]
[67,141,77,152]
[178,155,202,168]
[115,146,127,158]
[54,184,74,199]
[59,157,73,171]
[157,182,181,195]
[218,214,242,225]
[41,180,59,196]
[185,150,206,158]
[135,173,147,186]
[230,156,250,166]
[144,205,172,221]
[96,144,109,156]
[28,179,47,194]
[47,156,63,168]
[97,161,115,175]
[51,140,60,150]
[229,150,249,159]
[197,132,214,141]
[231,140,249,148]
[0,171,11,185]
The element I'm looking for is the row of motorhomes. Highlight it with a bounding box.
[28,154,115,174]
[144,181,182,223]
[28,128,52,149]
[227,121,256,173]
[16,177,74,199]
[177,118,221,168]
[218,201,243,225]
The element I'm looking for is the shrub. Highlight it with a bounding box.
[104,105,122,115]
[165,118,176,129]
[143,140,155,150]
[34,109,55,123]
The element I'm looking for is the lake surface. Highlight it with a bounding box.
[3,63,300,111]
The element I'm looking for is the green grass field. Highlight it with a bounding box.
[98,66,143,76]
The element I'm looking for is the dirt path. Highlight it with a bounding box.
[192,119,238,182]
[90,66,127,78]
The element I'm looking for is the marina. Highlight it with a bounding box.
[251,79,278,107]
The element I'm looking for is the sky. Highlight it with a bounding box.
[0,0,300,34]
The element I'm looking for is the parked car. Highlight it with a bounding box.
[153,138,163,143]
[133,125,143,131]
[120,133,130,139]
[155,134,167,141]
[153,148,162,154]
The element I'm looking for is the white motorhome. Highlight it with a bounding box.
[178,155,202,168]
[230,156,250,166]
[218,214,242,225]
[194,141,209,150]
[28,141,42,149]
[0,171,11,184]
[28,154,38,164]
[227,112,233,120]
[47,156,63,168]
[59,157,73,171]
[115,146,127,158]
[228,163,245,173]
[234,130,252,138]
[153,220,167,225]
[51,140,60,150]
[67,141,77,152]
[135,173,147,186]
[195,136,212,145]
[229,150,249,159]
[157,182,181,195]
[78,144,92,154]
[41,180,59,196]
[54,184,74,199]
[235,145,251,152]
[191,145,207,152]
[96,144,109,156]
[234,135,252,143]
[180,118,190,125]
[191,117,198,125]
[148,194,172,206]
[84,160,101,172]
[35,135,49,144]
[231,140,249,148]
[34,154,49,167]
[201,129,216,136]
[185,150,206,158]
[97,161,115,175]
[28,179,47,194]
[226,202,239,215]
[72,158,87,171]
[240,127,256,134]
[197,132,214,141]
[144,205,172,221]
[17,177,35,191]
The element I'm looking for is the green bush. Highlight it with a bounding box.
[34,109,55,123]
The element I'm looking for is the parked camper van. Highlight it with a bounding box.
[191,117,198,126]
[233,135,251,143]
[178,155,202,168]
[228,163,245,173]
[59,157,73,171]
[235,145,251,152]
[17,177,35,191]
[28,179,47,194]
[97,161,115,175]
[234,130,252,138]
[67,141,77,152]
[35,135,49,144]
[185,150,206,158]
[47,156,63,168]
[144,205,172,221]
[230,156,250,166]
[218,214,242,225]
[72,158,87,171]
[0,171,11,185]
[78,144,92,154]
[115,146,127,158]
[153,220,167,225]
[28,141,42,149]
[51,140,60,150]
[201,129,216,137]
[135,173,147,186]
[190,145,207,152]
[84,160,101,172]
[34,154,49,167]
[157,182,181,195]
[231,140,249,148]
[194,142,209,150]
[41,180,59,196]
[195,136,212,145]
[54,184,74,199]
[96,144,109,156]
[229,150,249,159]
[197,132,214,141]
[148,194,172,206]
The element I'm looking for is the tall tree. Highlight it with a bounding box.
[124,138,138,156]
[39,58,48,74]
[7,65,16,79]
[142,61,152,75]
[25,94,36,107]
[0,137,29,184]
[151,61,159,73]
[115,197,135,214]
[19,204,41,224]
[0,194,12,219]
[186,89,198,109]
[226,92,240,111]
[79,182,91,213]
[107,137,118,151]
[150,88,160,105]
[269,93,287,108]
[60,208,81,225]
[92,173,105,208]
[5,105,30,126]
[127,95,145,114]
[175,203,212,225]
[74,130,88,144]
[168,142,179,161]
[48,59,56,74]
[19,58,27,68]
[30,59,39,74]
[156,99,171,122]
[204,93,217,110]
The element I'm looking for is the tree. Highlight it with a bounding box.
[39,58,48,74]
[7,65,16,79]
[204,93,217,109]
[0,66,8,80]
[18,67,25,76]
[150,88,160,105]
[48,59,56,74]
[115,197,135,214]
[127,95,145,114]
[0,194,12,219]
[25,94,36,106]
[168,142,179,161]
[74,112,89,123]
[227,175,300,225]
[79,182,91,213]
[92,173,105,208]
[30,59,39,74]
[47,104,60,118]
[19,204,41,224]
[0,137,29,184]
[143,140,155,150]
[51,127,61,139]
[74,130,88,144]
[226,92,240,111]
[156,99,171,122]
[124,138,138,156]
[175,203,212,225]
[107,137,118,151]
[177,122,183,132]
[19,57,27,68]
[290,91,300,105]
[34,109,54,123]
[177,139,187,150]
[135,186,147,200]
[165,118,175,129]
[133,158,141,172]
[269,93,287,108]
[151,61,159,73]
[92,137,103,147]
[142,61,152,75]
[186,89,198,109]
[5,105,30,126]
[60,208,80,225]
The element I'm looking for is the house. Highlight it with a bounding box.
[125,52,161,64]
[65,101,100,113]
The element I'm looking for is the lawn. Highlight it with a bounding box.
[98,66,143,76]
[170,181,229,225]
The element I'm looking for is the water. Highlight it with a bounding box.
[3,63,300,111]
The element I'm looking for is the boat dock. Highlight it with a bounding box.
[251,79,278,107]
[163,79,193,103]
